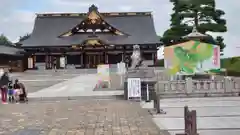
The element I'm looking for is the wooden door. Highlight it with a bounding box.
[45,55,53,69]
[86,54,103,68]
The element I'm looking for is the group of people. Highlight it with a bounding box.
[0,71,28,104]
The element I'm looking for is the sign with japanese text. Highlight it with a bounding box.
[127,78,141,100]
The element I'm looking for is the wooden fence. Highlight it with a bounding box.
[176,106,199,135]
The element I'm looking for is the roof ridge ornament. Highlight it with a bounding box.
[59,4,129,37]
[89,4,98,12]
[183,25,207,39]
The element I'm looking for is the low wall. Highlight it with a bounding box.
[156,77,240,98]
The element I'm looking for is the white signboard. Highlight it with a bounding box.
[117,62,126,75]
[97,64,110,87]
[127,78,141,100]
[97,64,110,76]
[60,57,65,68]
[28,57,33,68]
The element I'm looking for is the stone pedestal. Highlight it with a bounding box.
[124,67,157,101]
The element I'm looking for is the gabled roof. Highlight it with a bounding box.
[21,5,160,47]
[59,5,127,37]
[0,45,24,55]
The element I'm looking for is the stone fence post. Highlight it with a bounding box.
[224,76,232,93]
[186,77,193,93]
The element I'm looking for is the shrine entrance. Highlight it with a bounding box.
[85,53,104,68]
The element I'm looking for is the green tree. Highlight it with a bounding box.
[215,36,225,54]
[0,34,13,46]
[161,0,227,50]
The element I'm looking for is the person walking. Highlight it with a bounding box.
[53,57,57,72]
[0,72,10,104]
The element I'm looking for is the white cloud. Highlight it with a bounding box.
[119,6,132,12]
[0,0,239,57]
[51,0,91,8]
[0,10,35,42]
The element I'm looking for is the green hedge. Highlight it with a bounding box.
[220,56,240,76]
[155,59,164,67]
[221,57,240,70]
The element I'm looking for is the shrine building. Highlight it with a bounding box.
[18,5,160,70]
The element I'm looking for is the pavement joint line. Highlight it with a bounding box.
[21,79,69,82]
[166,128,240,131]
[27,95,125,101]
[153,114,240,118]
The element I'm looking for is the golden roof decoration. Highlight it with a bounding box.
[62,31,72,37]
[115,30,124,35]
[85,39,101,45]
[88,11,101,24]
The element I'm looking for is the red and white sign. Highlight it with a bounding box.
[213,47,219,66]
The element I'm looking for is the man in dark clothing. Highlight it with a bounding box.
[53,57,57,72]
[125,56,129,70]
[0,72,10,103]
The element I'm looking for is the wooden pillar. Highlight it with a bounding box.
[152,52,157,65]
[122,46,125,62]
[45,54,48,69]
[80,53,83,67]
[33,55,36,69]
[103,46,106,64]
[45,54,53,69]
[22,56,27,71]
[105,53,108,64]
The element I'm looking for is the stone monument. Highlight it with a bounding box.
[130,45,143,69]
[124,45,156,101]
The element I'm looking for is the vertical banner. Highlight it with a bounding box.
[213,46,220,68]
[117,62,126,87]
[117,62,126,75]
[28,57,33,68]
[60,56,66,68]
[97,64,110,87]
[127,78,141,100]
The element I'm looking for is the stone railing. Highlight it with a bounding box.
[156,77,240,98]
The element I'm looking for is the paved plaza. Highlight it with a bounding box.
[142,97,240,135]
[0,69,166,135]
[26,72,123,98]
[0,99,162,135]
[11,70,81,93]
[7,69,240,135]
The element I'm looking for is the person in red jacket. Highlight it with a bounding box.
[0,72,10,104]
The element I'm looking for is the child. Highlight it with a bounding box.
[8,82,14,103]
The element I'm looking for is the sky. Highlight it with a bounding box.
[0,0,239,58]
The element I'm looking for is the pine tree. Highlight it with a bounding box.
[161,0,227,52]
[0,34,13,46]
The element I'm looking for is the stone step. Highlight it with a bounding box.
[28,95,124,102]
